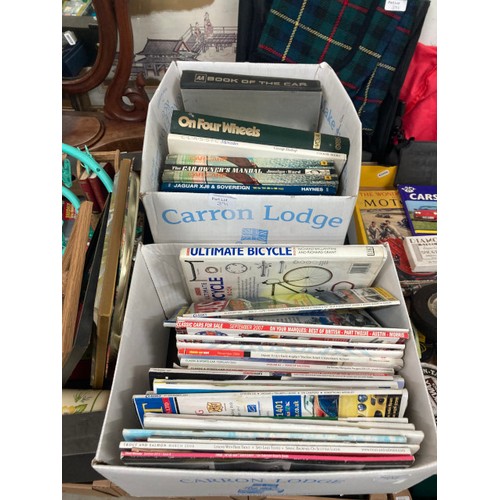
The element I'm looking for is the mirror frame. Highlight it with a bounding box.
[63,0,149,122]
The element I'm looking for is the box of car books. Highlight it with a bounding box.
[93,243,437,497]
[140,61,361,245]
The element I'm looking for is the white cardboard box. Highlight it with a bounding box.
[140,61,361,245]
[93,243,437,497]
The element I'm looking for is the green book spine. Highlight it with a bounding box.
[169,110,350,155]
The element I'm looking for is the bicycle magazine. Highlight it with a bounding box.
[179,244,388,302]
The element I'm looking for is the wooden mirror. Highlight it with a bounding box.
[63,0,150,150]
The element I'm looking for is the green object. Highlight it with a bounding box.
[169,110,350,154]
[62,158,73,187]
[410,474,437,499]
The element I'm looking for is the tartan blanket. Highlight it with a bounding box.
[257,0,424,133]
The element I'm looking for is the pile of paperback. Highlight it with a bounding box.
[119,244,425,472]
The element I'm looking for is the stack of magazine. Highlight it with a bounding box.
[120,244,425,472]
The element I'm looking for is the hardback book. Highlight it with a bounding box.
[179,70,323,131]
[163,154,339,173]
[352,189,437,294]
[180,286,400,318]
[167,133,349,168]
[403,235,437,273]
[168,110,350,171]
[132,388,408,424]
[89,162,115,212]
[160,181,337,196]
[396,184,437,236]
[179,244,387,302]
[78,168,99,212]
[160,167,338,195]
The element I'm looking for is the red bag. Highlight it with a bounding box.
[399,43,437,142]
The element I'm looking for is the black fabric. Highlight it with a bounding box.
[394,140,437,186]
[366,1,431,162]
[236,0,431,162]
[236,0,274,62]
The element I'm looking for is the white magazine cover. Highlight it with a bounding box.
[179,244,387,302]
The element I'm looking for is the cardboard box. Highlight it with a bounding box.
[360,163,398,189]
[93,243,437,497]
[140,61,361,245]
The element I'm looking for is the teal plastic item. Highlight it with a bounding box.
[62,144,109,254]
[62,186,81,212]
[62,143,114,193]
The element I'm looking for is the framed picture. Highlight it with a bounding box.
[129,0,239,82]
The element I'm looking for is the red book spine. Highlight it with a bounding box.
[78,169,99,212]
[89,162,115,211]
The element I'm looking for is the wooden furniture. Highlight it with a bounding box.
[62,0,149,151]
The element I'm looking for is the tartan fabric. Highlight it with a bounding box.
[257,0,423,133]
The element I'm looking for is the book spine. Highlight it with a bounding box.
[180,70,322,91]
[180,244,385,259]
[170,111,350,154]
[185,299,401,318]
[78,170,99,211]
[120,450,415,464]
[175,319,409,341]
[160,181,337,195]
[176,349,402,368]
[119,440,413,456]
[177,333,407,349]
[178,357,395,375]
[165,154,338,169]
[122,427,408,444]
[167,133,348,165]
[89,162,115,211]
[176,342,404,359]
[162,165,339,178]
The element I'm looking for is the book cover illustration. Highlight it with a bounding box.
[179,244,387,302]
[181,286,400,318]
[403,235,437,273]
[353,190,437,292]
[396,184,437,236]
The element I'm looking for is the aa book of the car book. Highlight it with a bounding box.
[179,69,323,131]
